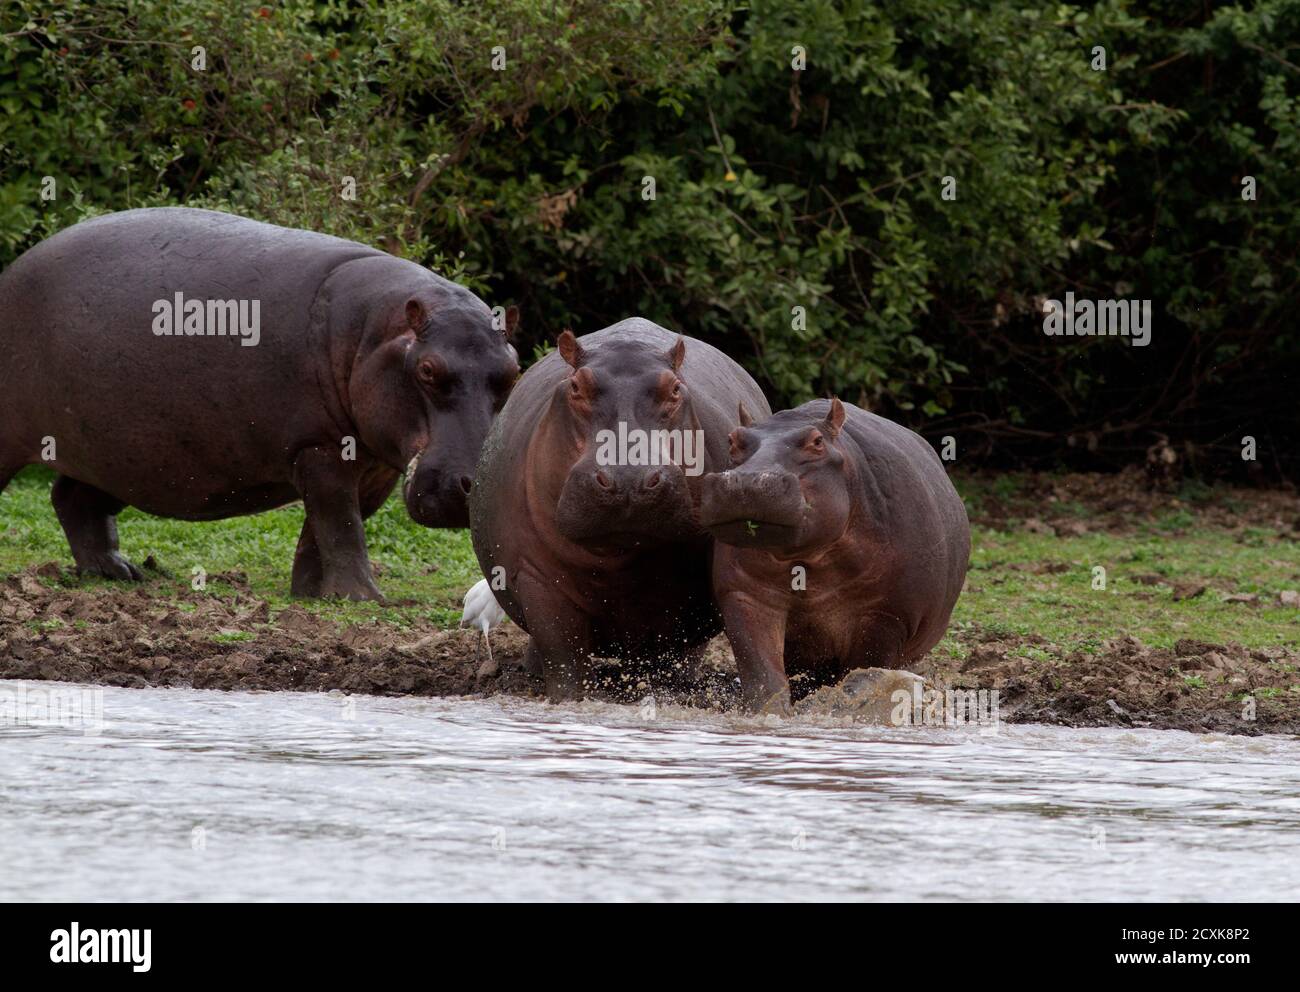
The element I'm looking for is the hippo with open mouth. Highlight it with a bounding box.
[469,318,770,699]
[0,207,519,600]
[701,398,970,713]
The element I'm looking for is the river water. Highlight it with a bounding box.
[2,679,1298,901]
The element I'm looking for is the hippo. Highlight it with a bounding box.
[469,318,771,699]
[0,207,519,600]
[700,398,969,713]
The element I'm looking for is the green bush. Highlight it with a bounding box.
[2,0,1296,473]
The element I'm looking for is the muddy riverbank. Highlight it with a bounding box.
[2,563,1297,735]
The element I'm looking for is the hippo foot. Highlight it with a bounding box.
[760,694,794,718]
[75,551,144,582]
[542,663,591,702]
[290,573,322,598]
[522,642,544,678]
[742,686,793,717]
[317,573,387,603]
[545,685,586,703]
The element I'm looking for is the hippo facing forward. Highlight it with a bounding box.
[0,208,519,600]
[700,398,969,712]
[469,318,770,699]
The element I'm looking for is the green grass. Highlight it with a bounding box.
[952,525,1300,658]
[944,472,1300,656]
[2,466,1297,652]
[0,466,481,627]
[211,631,258,644]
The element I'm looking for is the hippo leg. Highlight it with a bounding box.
[0,456,22,498]
[290,446,384,602]
[855,613,908,670]
[50,475,143,581]
[521,641,544,678]
[718,592,792,715]
[514,572,593,701]
[292,467,397,599]
[290,521,325,598]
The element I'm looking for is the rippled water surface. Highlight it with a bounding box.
[3,679,1298,901]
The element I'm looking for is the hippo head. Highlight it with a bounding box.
[351,294,519,528]
[551,330,703,549]
[700,398,853,555]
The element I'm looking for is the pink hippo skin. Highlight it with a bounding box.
[469,319,770,700]
[700,398,970,713]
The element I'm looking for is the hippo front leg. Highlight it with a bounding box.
[290,446,384,602]
[719,591,791,715]
[514,571,593,701]
[293,466,399,599]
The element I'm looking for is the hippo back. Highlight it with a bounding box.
[0,208,386,446]
[828,399,970,649]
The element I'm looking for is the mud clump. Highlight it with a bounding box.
[1,564,1298,735]
[797,668,927,723]
[969,466,1300,537]
[912,631,1300,736]
[0,566,538,700]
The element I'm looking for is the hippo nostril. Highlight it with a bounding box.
[594,471,612,490]
[644,470,661,491]
[458,476,473,495]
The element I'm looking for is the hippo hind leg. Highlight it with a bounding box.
[50,475,143,581]
[830,612,909,695]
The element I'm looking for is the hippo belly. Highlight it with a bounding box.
[19,340,319,521]
[0,207,377,485]
[583,544,720,657]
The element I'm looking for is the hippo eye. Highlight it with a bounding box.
[809,433,825,452]
[671,381,682,399]
[417,360,441,385]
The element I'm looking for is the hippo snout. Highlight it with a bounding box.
[587,465,669,503]
[700,470,805,546]
[405,460,473,528]
[555,463,693,545]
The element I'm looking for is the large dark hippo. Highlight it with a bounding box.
[700,398,969,712]
[469,318,770,699]
[0,207,519,600]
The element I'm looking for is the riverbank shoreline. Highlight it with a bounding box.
[2,564,1297,735]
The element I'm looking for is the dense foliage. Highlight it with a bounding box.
[2,1,1296,474]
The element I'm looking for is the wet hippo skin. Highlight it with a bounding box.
[469,318,771,699]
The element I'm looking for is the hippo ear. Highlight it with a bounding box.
[737,401,755,427]
[822,397,846,438]
[556,329,584,369]
[667,336,686,372]
[405,299,428,336]
[503,305,520,342]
